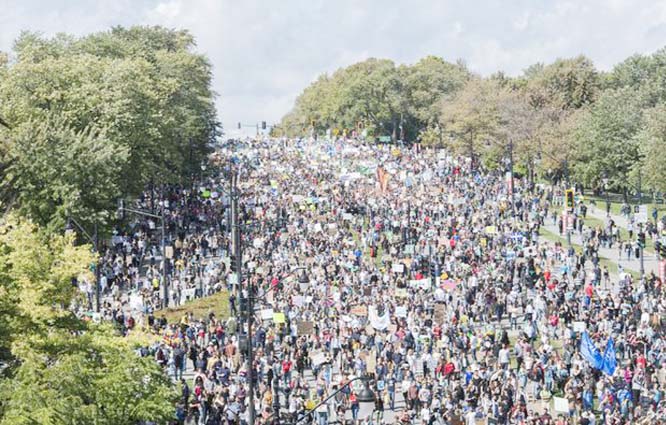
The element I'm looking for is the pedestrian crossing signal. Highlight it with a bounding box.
[565,189,574,209]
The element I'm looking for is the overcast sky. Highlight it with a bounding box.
[2,0,666,135]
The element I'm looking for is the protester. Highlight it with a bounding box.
[96,137,665,424]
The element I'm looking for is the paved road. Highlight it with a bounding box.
[542,209,659,278]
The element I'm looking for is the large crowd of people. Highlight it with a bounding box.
[90,137,666,424]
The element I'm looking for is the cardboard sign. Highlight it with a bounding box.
[261,309,274,320]
[297,321,314,335]
[392,263,404,273]
[434,304,446,323]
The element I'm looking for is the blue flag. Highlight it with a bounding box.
[580,331,603,369]
[601,338,617,376]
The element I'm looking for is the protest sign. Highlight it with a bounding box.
[260,309,274,320]
[273,312,286,324]
[350,305,368,316]
[297,321,314,335]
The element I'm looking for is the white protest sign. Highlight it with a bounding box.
[553,397,569,413]
[260,309,274,320]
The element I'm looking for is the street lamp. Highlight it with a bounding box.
[65,216,101,313]
[296,376,375,424]
[602,174,610,217]
[356,378,377,421]
[243,266,307,424]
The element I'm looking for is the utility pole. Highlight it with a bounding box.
[509,138,515,219]
[94,223,101,313]
[160,190,169,308]
[230,166,255,424]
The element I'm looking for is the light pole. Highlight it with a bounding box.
[65,217,100,313]
[117,200,169,307]
[296,375,376,424]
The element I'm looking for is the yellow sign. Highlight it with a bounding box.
[273,312,286,324]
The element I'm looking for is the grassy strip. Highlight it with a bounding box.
[155,289,230,324]
[585,194,666,218]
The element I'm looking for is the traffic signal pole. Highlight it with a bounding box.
[230,166,255,425]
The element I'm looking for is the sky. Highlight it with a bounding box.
[2,0,666,136]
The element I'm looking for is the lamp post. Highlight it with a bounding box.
[602,175,610,218]
[296,375,375,425]
[241,265,307,425]
[65,217,100,312]
[117,200,169,307]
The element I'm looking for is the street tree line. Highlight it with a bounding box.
[0,26,218,424]
[281,50,666,196]
[0,26,219,232]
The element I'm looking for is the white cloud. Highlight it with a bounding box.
[1,0,666,132]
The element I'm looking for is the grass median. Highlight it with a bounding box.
[156,289,230,323]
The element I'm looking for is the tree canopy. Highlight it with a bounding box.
[283,49,666,193]
[0,26,219,230]
[0,215,176,424]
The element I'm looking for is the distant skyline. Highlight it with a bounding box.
[2,0,666,136]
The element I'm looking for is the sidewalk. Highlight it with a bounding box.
[542,214,659,278]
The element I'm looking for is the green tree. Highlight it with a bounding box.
[636,104,666,193]
[524,56,599,110]
[573,87,647,192]
[440,78,501,167]
[0,27,218,229]
[0,215,176,424]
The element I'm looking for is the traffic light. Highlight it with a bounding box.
[430,262,438,278]
[230,254,237,273]
[311,119,315,128]
[565,189,574,209]
[261,121,266,130]
[638,232,646,249]
[238,122,241,129]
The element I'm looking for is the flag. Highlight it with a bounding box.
[580,331,603,369]
[600,338,617,376]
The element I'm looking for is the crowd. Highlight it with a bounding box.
[93,137,666,424]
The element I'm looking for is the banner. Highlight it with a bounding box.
[600,338,617,376]
[580,331,603,369]
[369,306,390,330]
